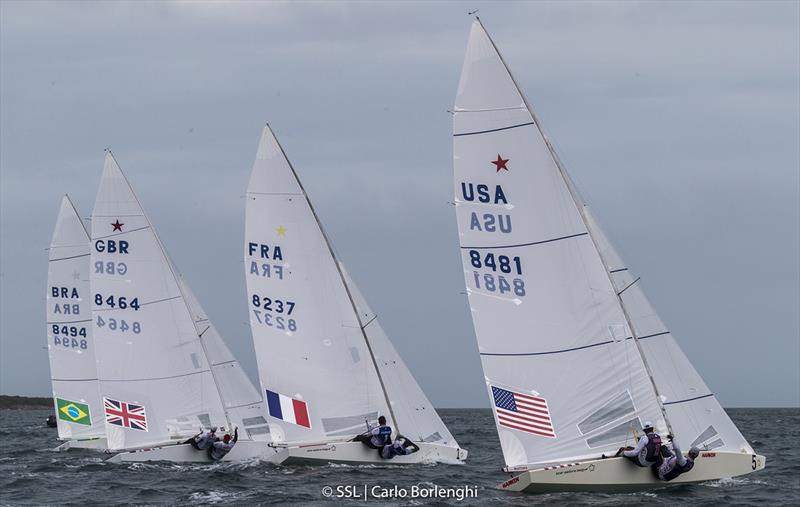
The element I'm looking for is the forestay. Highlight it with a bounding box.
[453,19,666,468]
[584,208,753,454]
[47,196,105,441]
[244,126,458,451]
[91,152,229,450]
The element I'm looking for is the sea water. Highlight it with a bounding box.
[0,408,796,506]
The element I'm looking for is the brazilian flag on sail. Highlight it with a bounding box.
[56,398,91,426]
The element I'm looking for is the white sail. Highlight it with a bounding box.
[244,126,459,452]
[340,265,459,447]
[90,152,229,450]
[179,281,271,441]
[453,20,666,468]
[584,208,753,454]
[244,126,391,444]
[47,196,105,441]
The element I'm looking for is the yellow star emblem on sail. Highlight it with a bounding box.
[275,225,287,237]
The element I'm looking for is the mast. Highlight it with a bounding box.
[264,126,400,434]
[105,151,233,430]
[475,18,674,436]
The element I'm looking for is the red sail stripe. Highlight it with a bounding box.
[517,403,550,416]
[497,408,553,427]
[513,405,551,418]
[514,397,548,410]
[292,399,310,428]
[497,413,554,433]
[514,391,548,404]
[498,419,556,438]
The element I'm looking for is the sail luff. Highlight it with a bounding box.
[474,18,674,436]
[47,195,106,441]
[104,151,233,430]
[262,125,400,435]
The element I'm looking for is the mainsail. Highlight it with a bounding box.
[244,126,458,449]
[453,19,667,468]
[47,196,105,441]
[90,152,263,450]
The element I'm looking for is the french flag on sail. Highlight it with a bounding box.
[266,390,311,428]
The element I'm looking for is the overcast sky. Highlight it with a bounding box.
[1,1,797,408]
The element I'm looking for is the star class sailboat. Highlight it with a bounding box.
[47,195,107,451]
[89,152,275,463]
[452,19,765,492]
[244,126,467,465]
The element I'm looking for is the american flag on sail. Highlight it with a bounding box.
[491,386,556,438]
[104,398,148,432]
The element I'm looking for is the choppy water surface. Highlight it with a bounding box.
[0,408,796,506]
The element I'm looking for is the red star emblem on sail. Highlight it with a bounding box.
[111,220,124,232]
[491,154,509,172]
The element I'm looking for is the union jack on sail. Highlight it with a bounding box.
[491,386,555,438]
[104,397,148,432]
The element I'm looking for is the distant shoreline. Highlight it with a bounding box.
[0,395,53,410]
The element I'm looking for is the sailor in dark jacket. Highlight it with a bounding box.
[654,438,699,481]
[616,421,663,467]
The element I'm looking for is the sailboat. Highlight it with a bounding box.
[90,152,275,463]
[47,195,107,451]
[452,19,765,492]
[244,126,467,464]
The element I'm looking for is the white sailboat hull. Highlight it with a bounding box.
[52,437,108,452]
[105,440,280,464]
[272,441,468,466]
[498,452,766,493]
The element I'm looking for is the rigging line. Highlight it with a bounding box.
[51,377,98,382]
[266,125,400,434]
[49,253,90,262]
[453,121,535,137]
[460,232,588,250]
[617,277,641,296]
[473,18,675,436]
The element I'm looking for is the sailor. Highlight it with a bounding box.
[616,421,663,467]
[352,416,392,449]
[654,437,699,481]
[379,437,420,460]
[189,426,218,451]
[208,427,238,461]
